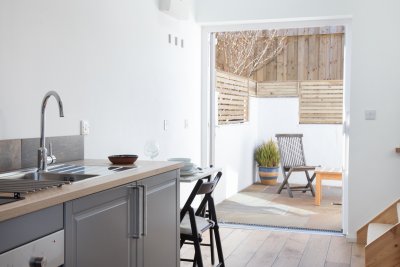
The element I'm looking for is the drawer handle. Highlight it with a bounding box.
[127,185,140,239]
[139,185,147,236]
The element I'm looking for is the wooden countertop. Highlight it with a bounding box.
[0,159,183,222]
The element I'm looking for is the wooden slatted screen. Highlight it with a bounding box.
[299,80,343,124]
[216,71,249,125]
[257,81,299,97]
[248,79,257,96]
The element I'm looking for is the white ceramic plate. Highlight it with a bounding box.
[180,169,199,176]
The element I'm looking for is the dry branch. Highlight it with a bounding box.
[216,30,288,78]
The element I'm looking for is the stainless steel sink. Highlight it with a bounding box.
[0,164,137,183]
[9,171,98,182]
[0,164,138,200]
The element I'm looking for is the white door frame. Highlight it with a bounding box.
[200,16,352,236]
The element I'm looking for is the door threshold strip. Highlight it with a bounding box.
[219,222,344,236]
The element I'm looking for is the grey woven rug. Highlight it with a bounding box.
[216,183,342,232]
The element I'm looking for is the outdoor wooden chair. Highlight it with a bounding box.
[275,134,318,198]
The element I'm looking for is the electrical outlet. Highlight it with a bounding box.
[184,119,189,129]
[80,120,90,135]
[365,110,376,120]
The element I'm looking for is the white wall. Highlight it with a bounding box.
[258,98,343,186]
[213,97,259,204]
[347,0,400,239]
[0,0,201,165]
[196,0,400,239]
[195,0,350,23]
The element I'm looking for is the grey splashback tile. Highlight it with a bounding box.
[0,139,22,172]
[21,135,84,168]
[20,138,39,169]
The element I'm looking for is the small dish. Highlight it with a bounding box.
[108,155,138,165]
[181,163,195,172]
[180,169,199,176]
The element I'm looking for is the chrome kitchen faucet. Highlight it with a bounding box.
[38,91,64,172]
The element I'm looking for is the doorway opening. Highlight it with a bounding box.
[203,21,351,233]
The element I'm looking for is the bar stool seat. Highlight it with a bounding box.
[180,214,214,236]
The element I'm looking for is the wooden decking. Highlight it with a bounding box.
[181,227,365,267]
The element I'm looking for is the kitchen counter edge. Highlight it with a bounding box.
[0,159,183,222]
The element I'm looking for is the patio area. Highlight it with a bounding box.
[216,183,342,232]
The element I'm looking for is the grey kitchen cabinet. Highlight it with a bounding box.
[0,205,64,266]
[64,170,179,267]
[0,204,63,254]
[64,184,133,267]
[136,170,179,267]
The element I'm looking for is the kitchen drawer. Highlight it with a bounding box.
[0,204,63,254]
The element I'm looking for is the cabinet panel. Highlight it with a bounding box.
[138,170,179,267]
[75,199,129,267]
[65,170,179,267]
[0,204,63,254]
[65,185,133,267]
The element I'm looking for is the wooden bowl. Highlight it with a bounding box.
[108,155,138,165]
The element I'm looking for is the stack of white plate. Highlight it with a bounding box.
[167,158,198,176]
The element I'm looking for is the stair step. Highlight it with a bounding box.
[367,223,394,245]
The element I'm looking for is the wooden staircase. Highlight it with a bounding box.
[357,199,400,267]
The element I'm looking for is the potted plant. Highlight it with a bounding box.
[255,139,280,185]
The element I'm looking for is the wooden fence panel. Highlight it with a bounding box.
[297,35,309,81]
[299,80,343,124]
[257,81,299,97]
[276,47,286,81]
[216,27,344,82]
[215,70,343,125]
[318,35,330,80]
[286,36,298,81]
[307,34,320,80]
[250,32,343,82]
[248,79,257,96]
[216,71,249,125]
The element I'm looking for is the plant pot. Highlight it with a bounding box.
[258,166,279,185]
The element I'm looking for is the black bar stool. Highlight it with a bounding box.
[180,171,225,267]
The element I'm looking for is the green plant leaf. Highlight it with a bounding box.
[255,139,280,167]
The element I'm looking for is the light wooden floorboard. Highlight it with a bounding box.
[180,227,365,267]
[181,227,235,266]
[246,231,289,267]
[224,230,271,267]
[298,234,331,267]
[272,232,310,267]
[325,236,352,265]
[350,243,366,267]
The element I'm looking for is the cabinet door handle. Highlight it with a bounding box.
[128,185,140,239]
[139,185,147,236]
